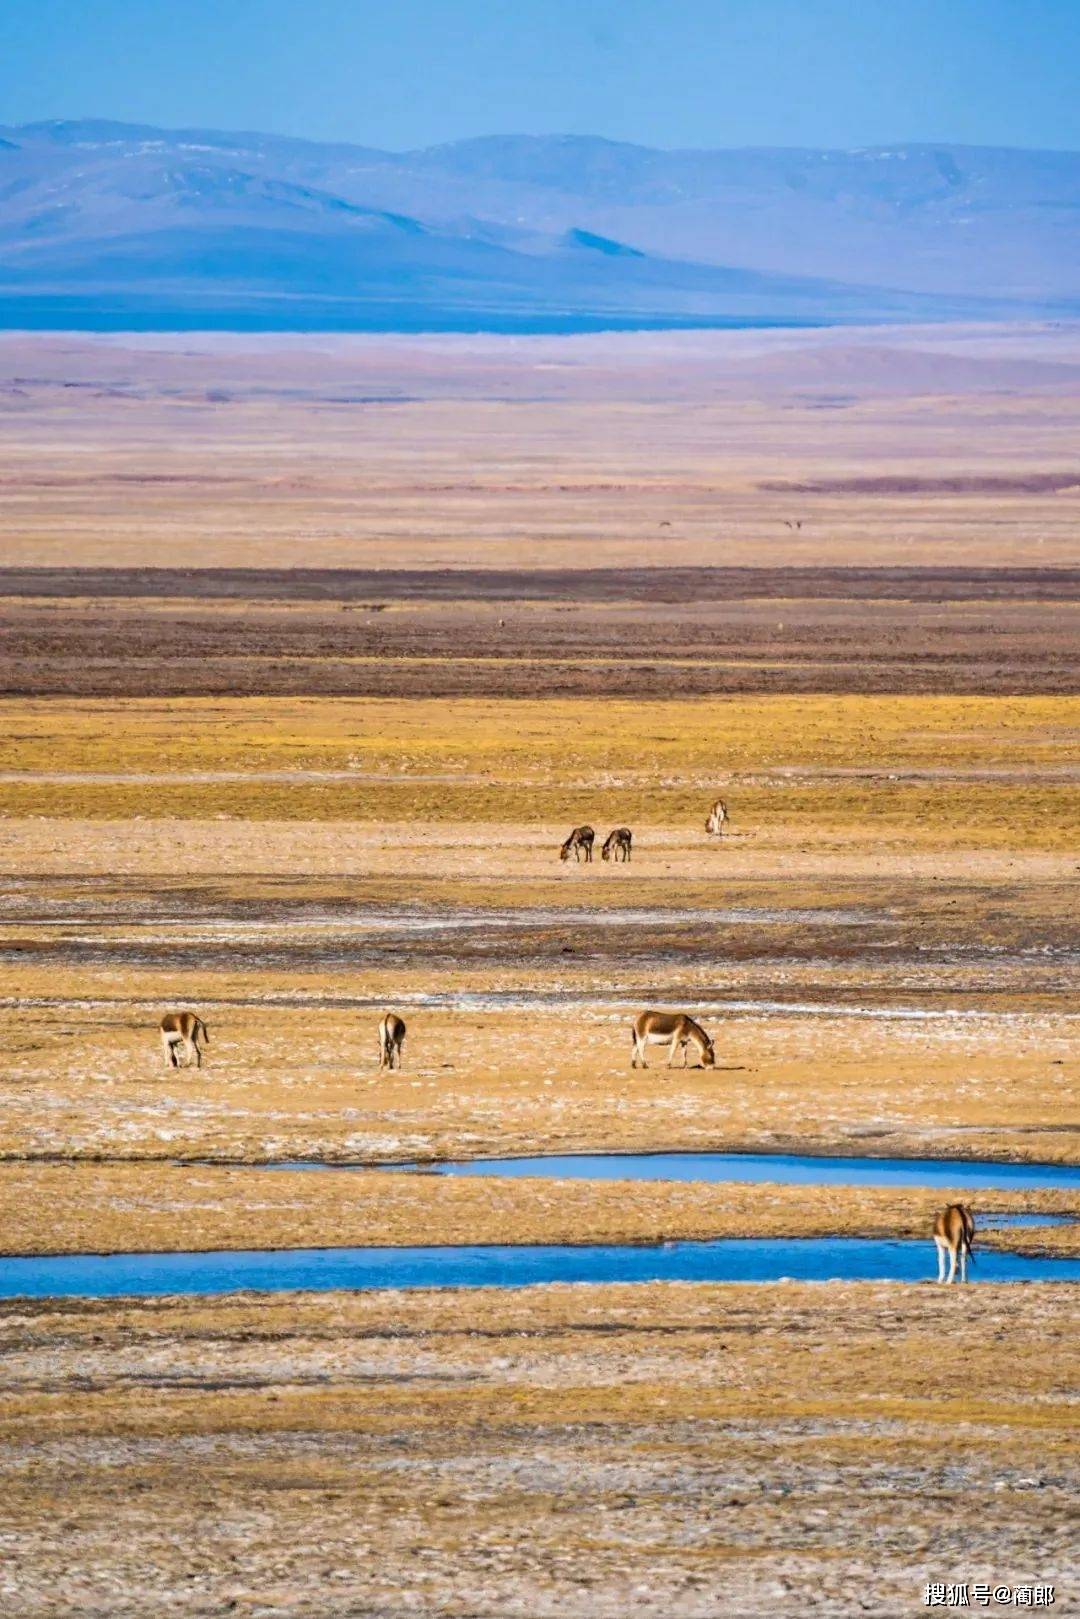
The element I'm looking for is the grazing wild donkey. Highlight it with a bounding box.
[379,1012,407,1070]
[932,1203,975,1283]
[705,798,728,837]
[160,1010,209,1069]
[560,825,595,863]
[602,827,632,862]
[631,1010,715,1069]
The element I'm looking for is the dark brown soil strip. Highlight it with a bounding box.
[3,566,1079,603]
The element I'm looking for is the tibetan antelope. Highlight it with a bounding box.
[378,1012,407,1070]
[705,798,728,837]
[160,1010,209,1069]
[602,827,632,862]
[932,1203,975,1284]
[560,825,595,863]
[631,1010,716,1069]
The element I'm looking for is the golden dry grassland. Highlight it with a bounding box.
[0,692,1076,842]
[0,693,1077,1255]
[0,697,1076,1266]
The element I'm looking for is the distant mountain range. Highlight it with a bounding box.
[0,120,1077,330]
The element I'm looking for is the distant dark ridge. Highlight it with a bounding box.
[2,567,1078,603]
[760,472,1080,495]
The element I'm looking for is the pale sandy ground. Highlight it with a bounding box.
[1,816,1078,877]
[2,323,1079,571]
[0,822,1075,874]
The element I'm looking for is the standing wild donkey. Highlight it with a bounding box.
[932,1203,975,1283]
[631,1010,715,1069]
[705,798,728,837]
[560,826,595,862]
[601,827,632,862]
[379,1012,407,1070]
[160,1011,209,1069]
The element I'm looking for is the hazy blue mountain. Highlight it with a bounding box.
[411,137,1080,303]
[0,120,1074,329]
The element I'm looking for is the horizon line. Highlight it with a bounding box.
[5,116,1080,161]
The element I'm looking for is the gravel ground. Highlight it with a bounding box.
[0,1282,1075,1618]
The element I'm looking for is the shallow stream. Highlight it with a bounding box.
[3,1235,1078,1299]
[265,1149,1080,1192]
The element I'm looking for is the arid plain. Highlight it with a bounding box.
[0,323,1078,1616]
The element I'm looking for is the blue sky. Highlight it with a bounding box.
[2,0,1078,151]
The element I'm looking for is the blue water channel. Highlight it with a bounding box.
[273,1150,1080,1192]
[2,1236,1079,1299]
[7,1151,1075,1300]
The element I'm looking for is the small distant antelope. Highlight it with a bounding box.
[705,798,728,837]
[160,1010,209,1069]
[378,1012,407,1070]
[601,827,632,862]
[631,1010,716,1069]
[933,1203,975,1284]
[560,825,595,863]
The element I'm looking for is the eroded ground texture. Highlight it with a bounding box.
[1,1286,1076,1618]
[0,324,1077,1617]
